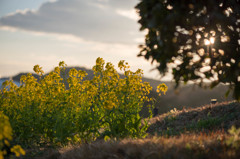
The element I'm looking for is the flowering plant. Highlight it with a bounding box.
[0,58,167,145]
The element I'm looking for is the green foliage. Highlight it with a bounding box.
[136,0,240,100]
[195,117,223,130]
[0,58,167,146]
[226,125,240,149]
[184,115,225,131]
[163,127,179,137]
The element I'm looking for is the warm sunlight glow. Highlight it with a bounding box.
[204,39,210,45]
[210,37,215,44]
[204,37,215,45]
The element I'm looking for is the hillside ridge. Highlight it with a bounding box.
[147,101,240,136]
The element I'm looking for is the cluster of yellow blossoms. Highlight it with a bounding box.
[0,57,168,145]
[0,112,25,159]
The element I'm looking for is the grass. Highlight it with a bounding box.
[58,132,240,159]
[147,101,240,136]
[20,101,240,159]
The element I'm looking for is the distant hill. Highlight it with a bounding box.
[0,66,233,115]
[0,78,20,87]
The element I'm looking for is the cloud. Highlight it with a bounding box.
[116,9,139,21]
[0,0,142,44]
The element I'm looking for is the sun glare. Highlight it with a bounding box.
[204,39,210,45]
[210,37,215,44]
[204,37,215,45]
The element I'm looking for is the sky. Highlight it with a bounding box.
[0,0,170,80]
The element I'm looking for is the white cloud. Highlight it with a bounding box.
[0,25,18,32]
[0,0,167,80]
[116,9,139,21]
[0,0,142,44]
[48,0,58,2]
[5,9,36,17]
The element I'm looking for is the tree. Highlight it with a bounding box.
[135,0,240,100]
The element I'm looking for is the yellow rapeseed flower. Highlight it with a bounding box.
[0,113,25,158]
[33,64,44,76]
[156,83,168,96]
[11,145,26,157]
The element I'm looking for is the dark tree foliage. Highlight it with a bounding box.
[136,0,240,100]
